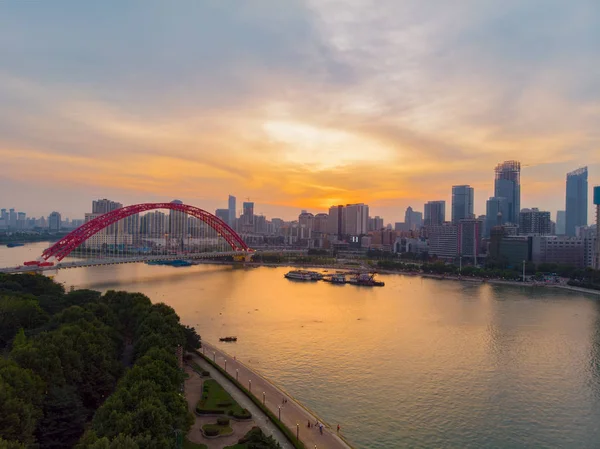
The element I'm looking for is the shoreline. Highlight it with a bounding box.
[193,260,600,297]
[199,341,354,449]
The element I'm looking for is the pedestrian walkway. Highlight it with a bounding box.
[189,354,293,449]
[198,342,353,449]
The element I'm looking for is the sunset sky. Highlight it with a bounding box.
[1,0,598,222]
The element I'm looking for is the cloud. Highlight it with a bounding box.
[0,0,598,221]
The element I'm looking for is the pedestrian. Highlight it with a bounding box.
[319,424,323,435]
[307,420,311,428]
[337,424,340,433]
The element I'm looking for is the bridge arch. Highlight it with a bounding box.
[42,202,250,262]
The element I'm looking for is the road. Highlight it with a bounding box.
[199,341,353,449]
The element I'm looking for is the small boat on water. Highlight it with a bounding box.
[285,270,313,281]
[6,242,24,248]
[323,273,346,284]
[347,273,385,287]
[219,336,237,342]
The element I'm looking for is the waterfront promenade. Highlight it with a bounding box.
[196,341,354,449]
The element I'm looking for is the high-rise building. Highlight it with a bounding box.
[556,210,566,235]
[16,212,26,230]
[594,186,600,269]
[485,197,509,237]
[241,202,254,233]
[458,218,483,261]
[313,213,329,233]
[92,199,123,214]
[404,207,423,231]
[298,212,314,232]
[368,216,384,231]
[424,201,445,226]
[215,208,229,223]
[169,199,187,240]
[48,211,61,232]
[427,223,458,259]
[228,195,236,227]
[327,205,344,237]
[519,208,551,235]
[451,185,474,224]
[9,209,17,229]
[140,211,166,236]
[565,167,588,236]
[494,161,520,224]
[343,203,369,236]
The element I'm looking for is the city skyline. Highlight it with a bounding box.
[1,2,599,221]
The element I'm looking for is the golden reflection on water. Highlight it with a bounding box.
[4,243,600,448]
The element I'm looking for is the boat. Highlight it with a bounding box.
[284,270,313,281]
[219,336,237,342]
[146,259,192,267]
[6,242,24,248]
[347,273,385,287]
[323,273,346,284]
[301,270,323,280]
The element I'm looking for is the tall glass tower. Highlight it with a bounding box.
[494,161,520,225]
[565,167,588,236]
[451,185,474,224]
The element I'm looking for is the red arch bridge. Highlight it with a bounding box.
[3,202,257,274]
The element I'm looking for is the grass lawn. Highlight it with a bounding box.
[182,439,207,449]
[196,379,251,419]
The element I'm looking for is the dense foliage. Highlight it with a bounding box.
[0,274,198,449]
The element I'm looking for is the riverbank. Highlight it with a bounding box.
[192,259,600,297]
[199,341,354,449]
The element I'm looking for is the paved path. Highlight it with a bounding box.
[184,365,256,449]
[198,342,353,449]
[189,353,293,449]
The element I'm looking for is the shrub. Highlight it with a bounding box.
[202,371,210,377]
[217,400,232,407]
[233,408,252,420]
[217,417,230,426]
[196,407,224,415]
[204,428,219,437]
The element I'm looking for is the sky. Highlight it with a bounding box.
[1,0,599,223]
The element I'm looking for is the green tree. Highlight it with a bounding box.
[36,385,87,449]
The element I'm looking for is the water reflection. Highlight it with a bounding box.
[2,243,600,448]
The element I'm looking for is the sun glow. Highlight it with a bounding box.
[262,120,394,170]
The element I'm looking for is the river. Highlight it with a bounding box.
[3,242,600,448]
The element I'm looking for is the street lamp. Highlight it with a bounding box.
[296,423,299,441]
[522,259,526,283]
[278,406,281,420]
[236,369,239,381]
[224,360,227,372]
[249,379,252,392]
[263,392,266,405]
[213,352,216,362]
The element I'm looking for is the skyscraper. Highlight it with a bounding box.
[92,199,123,214]
[556,210,566,235]
[228,195,236,227]
[519,208,551,235]
[241,202,254,233]
[451,185,474,224]
[424,201,445,226]
[9,209,17,229]
[327,205,344,237]
[343,203,369,235]
[594,186,600,269]
[494,161,520,224]
[485,197,508,237]
[48,211,61,232]
[215,208,229,223]
[168,199,187,240]
[565,167,588,236]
